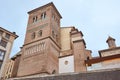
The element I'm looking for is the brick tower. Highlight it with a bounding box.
[17,2,62,76]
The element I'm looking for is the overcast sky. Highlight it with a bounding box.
[0,0,120,57]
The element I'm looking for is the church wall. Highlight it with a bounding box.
[59,56,74,73]
[17,38,50,77]
[60,28,72,51]
[46,38,60,74]
[73,40,87,72]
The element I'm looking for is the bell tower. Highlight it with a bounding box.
[17,2,62,77]
[106,36,116,48]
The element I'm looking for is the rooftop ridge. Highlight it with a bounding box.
[28,2,62,18]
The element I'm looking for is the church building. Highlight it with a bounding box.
[3,2,120,80]
[16,2,91,77]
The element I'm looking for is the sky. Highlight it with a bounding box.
[0,0,120,57]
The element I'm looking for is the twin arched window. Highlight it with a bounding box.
[32,12,46,23]
[31,32,36,39]
[41,12,46,20]
[31,30,42,39]
[33,16,38,23]
[38,30,42,37]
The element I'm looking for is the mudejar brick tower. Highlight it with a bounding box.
[17,2,62,76]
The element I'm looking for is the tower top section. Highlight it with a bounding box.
[28,2,62,18]
[106,36,115,43]
[106,36,116,48]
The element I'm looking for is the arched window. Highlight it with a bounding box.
[33,17,35,22]
[33,16,38,23]
[31,32,36,39]
[41,12,46,20]
[38,30,42,37]
[44,12,46,18]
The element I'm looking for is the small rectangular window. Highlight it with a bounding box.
[0,50,5,60]
[0,40,7,48]
[0,30,3,36]
[5,33,10,39]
